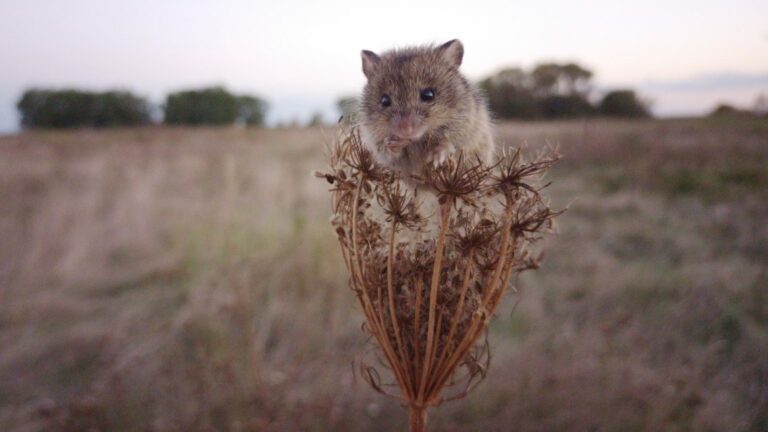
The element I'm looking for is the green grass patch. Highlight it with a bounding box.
[659,165,768,198]
[591,163,768,201]
[491,312,531,342]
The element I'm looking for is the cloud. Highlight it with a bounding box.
[639,72,768,92]
[633,72,768,116]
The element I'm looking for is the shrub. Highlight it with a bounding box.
[164,87,267,126]
[17,89,151,129]
[708,103,754,118]
[538,94,595,118]
[598,90,651,118]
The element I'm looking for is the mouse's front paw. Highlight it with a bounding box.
[426,141,455,166]
[384,137,407,157]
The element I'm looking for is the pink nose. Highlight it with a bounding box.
[391,114,423,140]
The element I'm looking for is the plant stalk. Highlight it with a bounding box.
[409,406,427,432]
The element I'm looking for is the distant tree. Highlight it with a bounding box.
[481,80,539,119]
[336,96,359,123]
[539,95,595,118]
[481,63,596,119]
[164,87,267,126]
[480,68,540,119]
[531,63,561,97]
[164,87,238,125]
[531,63,594,97]
[17,89,151,129]
[307,112,326,127]
[753,93,768,118]
[493,67,530,89]
[18,90,94,128]
[236,95,268,126]
[92,91,153,127]
[482,64,650,120]
[598,90,650,118]
[708,103,752,118]
[710,103,738,116]
[559,63,593,95]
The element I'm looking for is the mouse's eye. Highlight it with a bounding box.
[380,94,391,108]
[420,88,435,102]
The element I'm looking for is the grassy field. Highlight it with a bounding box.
[1,118,767,431]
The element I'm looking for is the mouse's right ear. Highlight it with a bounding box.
[361,50,381,80]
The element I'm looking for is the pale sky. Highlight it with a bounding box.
[1,0,767,132]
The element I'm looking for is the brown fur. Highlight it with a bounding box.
[358,40,495,179]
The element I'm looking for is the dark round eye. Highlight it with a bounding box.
[420,88,435,102]
[380,94,391,107]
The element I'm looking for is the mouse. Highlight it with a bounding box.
[358,39,495,180]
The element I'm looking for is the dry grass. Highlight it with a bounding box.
[0,119,766,431]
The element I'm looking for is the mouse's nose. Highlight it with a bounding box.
[391,113,424,140]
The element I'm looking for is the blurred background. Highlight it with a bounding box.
[1,0,767,431]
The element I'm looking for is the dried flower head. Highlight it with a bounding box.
[416,152,491,206]
[317,126,560,431]
[376,178,425,230]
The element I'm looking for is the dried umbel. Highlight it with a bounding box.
[316,128,560,431]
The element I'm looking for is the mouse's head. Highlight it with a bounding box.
[359,40,470,151]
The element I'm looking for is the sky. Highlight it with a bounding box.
[1,0,767,132]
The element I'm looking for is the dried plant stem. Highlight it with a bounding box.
[409,406,427,432]
[413,278,424,384]
[429,205,516,395]
[350,181,364,285]
[350,179,410,395]
[387,219,412,394]
[418,201,452,402]
[429,250,474,390]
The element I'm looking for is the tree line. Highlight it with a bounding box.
[479,62,649,119]
[17,62,652,129]
[17,87,267,129]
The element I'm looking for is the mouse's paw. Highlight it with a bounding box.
[386,146,404,157]
[383,137,407,157]
[426,141,455,166]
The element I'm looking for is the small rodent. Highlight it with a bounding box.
[358,39,495,179]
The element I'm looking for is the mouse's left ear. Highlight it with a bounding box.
[361,50,381,80]
[438,39,464,68]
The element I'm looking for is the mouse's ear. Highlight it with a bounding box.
[438,39,464,68]
[361,50,381,80]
